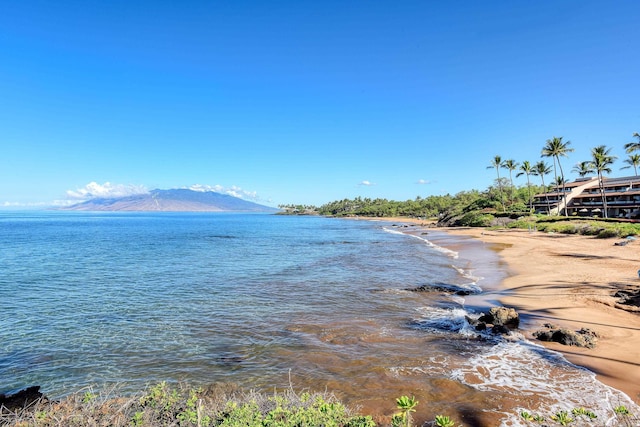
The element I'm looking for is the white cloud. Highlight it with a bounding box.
[63,181,261,203]
[2,201,50,208]
[66,182,148,200]
[417,179,432,185]
[358,180,375,186]
[185,184,259,200]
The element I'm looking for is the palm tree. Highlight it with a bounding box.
[501,159,519,205]
[624,132,640,153]
[487,155,505,211]
[589,145,617,218]
[553,176,565,192]
[533,161,552,214]
[620,153,640,176]
[541,137,574,216]
[571,161,595,177]
[516,160,534,212]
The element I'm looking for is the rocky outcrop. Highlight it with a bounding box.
[533,324,598,348]
[467,306,520,335]
[614,289,640,307]
[0,386,45,412]
[478,307,520,329]
[408,283,477,296]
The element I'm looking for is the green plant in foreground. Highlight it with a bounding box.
[520,411,534,421]
[391,413,405,427]
[518,409,545,422]
[82,390,97,403]
[177,388,211,426]
[551,410,574,425]
[130,410,144,427]
[615,405,631,416]
[571,407,597,420]
[532,414,545,423]
[395,396,418,427]
[434,414,456,427]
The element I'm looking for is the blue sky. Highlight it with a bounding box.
[1,1,639,208]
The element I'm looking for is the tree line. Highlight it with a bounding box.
[489,132,640,218]
[279,132,640,221]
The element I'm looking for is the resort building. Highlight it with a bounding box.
[532,175,640,219]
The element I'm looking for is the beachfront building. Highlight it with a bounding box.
[532,175,640,218]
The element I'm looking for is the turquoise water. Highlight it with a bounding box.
[1,213,461,392]
[1,212,637,425]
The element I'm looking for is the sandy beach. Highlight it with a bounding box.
[352,216,640,404]
[442,227,640,405]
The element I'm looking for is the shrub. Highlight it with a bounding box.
[457,212,495,227]
[0,384,375,427]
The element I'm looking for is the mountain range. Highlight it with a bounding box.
[62,189,278,212]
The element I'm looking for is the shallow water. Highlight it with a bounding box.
[0,212,637,426]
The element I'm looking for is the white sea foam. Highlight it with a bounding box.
[448,294,466,305]
[411,305,640,425]
[389,355,451,377]
[383,227,459,258]
[451,340,640,426]
[413,306,478,336]
[452,264,482,283]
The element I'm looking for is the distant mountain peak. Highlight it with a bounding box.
[62,188,278,212]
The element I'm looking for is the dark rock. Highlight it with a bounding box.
[469,306,520,335]
[478,307,520,329]
[491,325,511,335]
[0,386,45,412]
[408,283,476,296]
[578,328,599,338]
[465,315,478,326]
[533,325,598,348]
[615,289,640,307]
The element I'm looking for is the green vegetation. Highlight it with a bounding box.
[433,414,456,427]
[282,192,640,237]
[280,132,640,238]
[505,216,640,238]
[517,405,639,426]
[0,384,375,427]
[551,410,574,425]
[615,405,631,416]
[392,396,418,427]
[3,386,639,427]
[280,188,531,220]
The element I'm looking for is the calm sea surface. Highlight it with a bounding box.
[1,212,637,426]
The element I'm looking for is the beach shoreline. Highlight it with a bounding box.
[353,217,640,404]
[443,227,640,405]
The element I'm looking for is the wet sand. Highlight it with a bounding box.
[443,227,640,404]
[365,216,640,403]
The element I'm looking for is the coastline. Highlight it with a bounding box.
[443,226,640,405]
[353,217,640,404]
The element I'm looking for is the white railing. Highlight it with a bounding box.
[550,178,599,215]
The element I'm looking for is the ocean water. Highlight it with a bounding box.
[0,212,637,426]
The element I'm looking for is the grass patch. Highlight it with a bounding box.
[0,383,374,427]
[499,216,640,238]
[2,384,640,426]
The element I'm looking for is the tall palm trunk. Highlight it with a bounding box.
[495,169,504,212]
[557,159,568,216]
[541,175,551,214]
[597,172,608,218]
[526,175,532,212]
